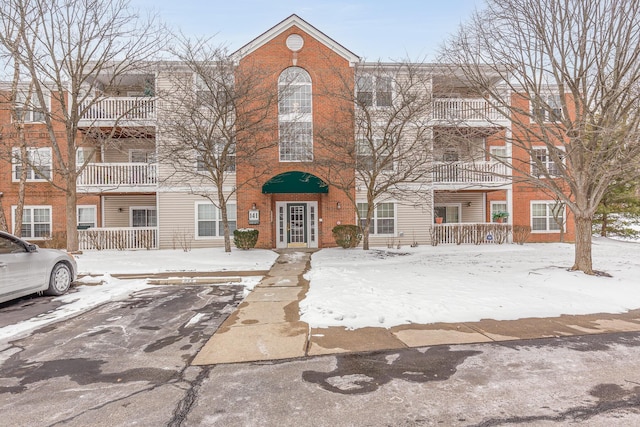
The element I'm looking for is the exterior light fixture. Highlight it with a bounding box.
[251,203,257,210]
[336,202,341,209]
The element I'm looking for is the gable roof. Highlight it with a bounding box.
[232,14,360,65]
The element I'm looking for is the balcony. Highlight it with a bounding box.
[78,227,158,250]
[77,162,157,192]
[433,161,510,188]
[79,97,156,126]
[432,98,507,124]
[431,223,512,245]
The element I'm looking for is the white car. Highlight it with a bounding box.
[0,231,77,304]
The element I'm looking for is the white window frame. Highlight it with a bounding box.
[194,201,237,240]
[531,147,564,177]
[11,147,52,182]
[14,89,50,123]
[530,201,565,233]
[130,206,157,227]
[278,67,313,162]
[531,93,563,123]
[77,205,97,229]
[489,146,509,163]
[196,142,236,173]
[356,74,394,108]
[11,205,52,240]
[434,204,461,224]
[356,137,394,172]
[129,149,156,163]
[490,201,508,223]
[356,202,397,236]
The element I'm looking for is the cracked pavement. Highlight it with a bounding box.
[2,286,640,426]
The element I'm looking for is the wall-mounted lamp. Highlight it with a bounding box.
[465,202,472,207]
[336,202,341,210]
[118,208,123,213]
[251,203,257,210]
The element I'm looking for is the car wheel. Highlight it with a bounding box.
[45,263,72,296]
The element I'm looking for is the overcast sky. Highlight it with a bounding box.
[129,0,482,61]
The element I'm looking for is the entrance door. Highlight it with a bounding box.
[287,203,307,248]
[275,201,318,249]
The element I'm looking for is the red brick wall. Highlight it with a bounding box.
[235,26,356,248]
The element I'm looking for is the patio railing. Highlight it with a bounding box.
[78,227,158,251]
[79,97,156,122]
[432,98,506,122]
[431,223,512,245]
[433,161,510,184]
[77,163,157,187]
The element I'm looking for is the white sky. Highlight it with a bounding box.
[129,0,482,61]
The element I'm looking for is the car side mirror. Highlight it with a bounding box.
[26,243,38,253]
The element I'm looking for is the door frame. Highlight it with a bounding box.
[275,201,318,249]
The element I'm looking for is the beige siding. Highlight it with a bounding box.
[157,192,236,250]
[355,189,433,247]
[103,139,156,163]
[103,195,156,227]
[434,192,485,222]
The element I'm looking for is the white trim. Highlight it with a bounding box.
[274,201,318,248]
[434,203,462,224]
[490,201,509,223]
[129,206,157,227]
[11,147,52,182]
[530,200,565,233]
[193,201,237,240]
[232,14,360,65]
[76,205,97,228]
[356,201,398,236]
[11,205,52,240]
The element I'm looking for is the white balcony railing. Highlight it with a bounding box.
[78,227,158,250]
[432,98,506,122]
[77,163,157,187]
[79,97,156,122]
[433,161,510,184]
[431,223,512,245]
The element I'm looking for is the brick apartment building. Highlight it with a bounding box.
[0,15,574,250]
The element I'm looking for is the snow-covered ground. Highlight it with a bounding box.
[3,238,639,342]
[300,237,640,329]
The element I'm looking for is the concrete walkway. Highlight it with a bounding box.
[192,250,640,365]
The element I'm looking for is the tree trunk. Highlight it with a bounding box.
[65,177,79,252]
[0,197,8,232]
[571,215,594,275]
[13,144,28,237]
[600,213,608,237]
[219,192,231,253]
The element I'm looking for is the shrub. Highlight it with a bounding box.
[332,224,362,248]
[233,228,259,249]
[513,225,531,245]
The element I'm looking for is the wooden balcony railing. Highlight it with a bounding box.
[77,163,157,187]
[78,227,158,250]
[433,161,510,184]
[431,223,512,245]
[79,97,156,122]
[432,98,506,122]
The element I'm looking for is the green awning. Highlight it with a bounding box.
[262,171,329,194]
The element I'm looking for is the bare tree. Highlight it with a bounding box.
[0,0,165,251]
[318,61,433,250]
[157,37,277,252]
[441,0,640,274]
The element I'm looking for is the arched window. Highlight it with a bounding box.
[278,67,312,161]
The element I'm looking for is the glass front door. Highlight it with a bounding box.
[287,203,307,247]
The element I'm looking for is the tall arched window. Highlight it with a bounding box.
[278,67,312,161]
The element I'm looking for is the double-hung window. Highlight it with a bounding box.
[278,67,313,162]
[15,90,49,122]
[13,206,51,239]
[12,147,52,181]
[356,138,393,171]
[195,202,237,238]
[77,206,97,229]
[531,201,564,232]
[357,202,396,235]
[197,142,236,173]
[532,94,562,123]
[356,75,393,107]
[531,147,563,177]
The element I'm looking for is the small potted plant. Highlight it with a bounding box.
[435,216,444,224]
[492,211,509,223]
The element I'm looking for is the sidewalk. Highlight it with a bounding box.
[192,250,640,365]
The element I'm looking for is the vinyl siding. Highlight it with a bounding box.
[102,195,157,227]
